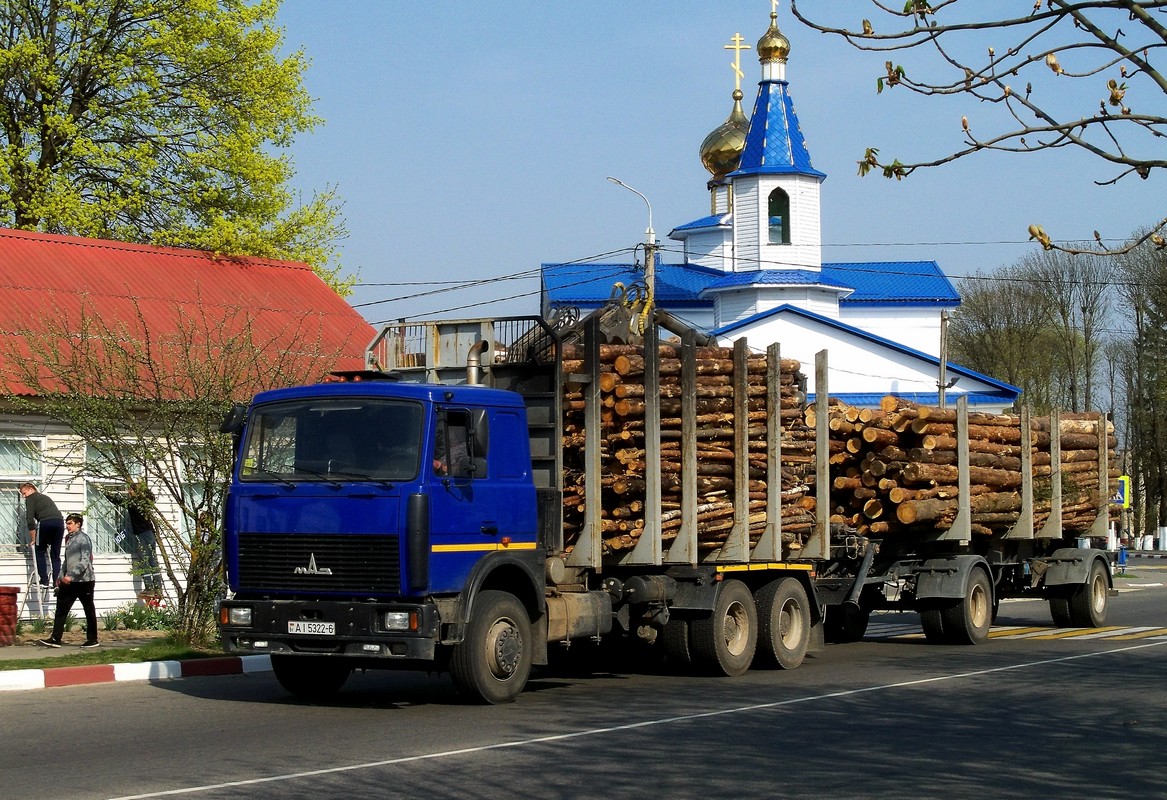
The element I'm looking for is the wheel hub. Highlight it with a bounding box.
[486,618,521,679]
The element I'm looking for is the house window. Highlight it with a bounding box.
[84,442,143,554]
[0,439,40,546]
[768,188,791,244]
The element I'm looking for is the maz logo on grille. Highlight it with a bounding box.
[294,553,333,575]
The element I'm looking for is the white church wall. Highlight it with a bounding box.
[681,228,733,272]
[839,307,946,358]
[757,174,822,271]
[731,177,761,270]
[718,313,1011,412]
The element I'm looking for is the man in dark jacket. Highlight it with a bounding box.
[19,482,64,587]
[105,481,162,597]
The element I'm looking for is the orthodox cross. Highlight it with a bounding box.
[724,32,751,92]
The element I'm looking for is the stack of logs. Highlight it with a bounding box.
[818,397,1119,538]
[553,335,1117,555]
[557,342,816,556]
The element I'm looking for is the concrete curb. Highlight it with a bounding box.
[0,654,271,692]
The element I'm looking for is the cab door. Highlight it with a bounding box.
[425,406,535,592]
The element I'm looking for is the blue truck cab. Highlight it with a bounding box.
[218,377,549,701]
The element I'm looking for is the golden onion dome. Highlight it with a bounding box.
[699,89,749,178]
[757,12,790,62]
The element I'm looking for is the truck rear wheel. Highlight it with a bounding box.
[450,590,532,704]
[1068,559,1109,627]
[919,606,946,642]
[755,578,810,669]
[662,617,692,666]
[690,579,757,676]
[939,568,992,645]
[271,655,351,700]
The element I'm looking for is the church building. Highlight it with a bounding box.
[542,6,1019,411]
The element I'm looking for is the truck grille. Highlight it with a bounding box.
[237,533,401,594]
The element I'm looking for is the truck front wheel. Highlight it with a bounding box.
[271,655,351,700]
[690,579,757,677]
[755,577,810,669]
[450,590,532,704]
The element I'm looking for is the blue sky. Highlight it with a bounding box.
[274,1,1164,326]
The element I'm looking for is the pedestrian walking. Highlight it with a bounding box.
[37,513,99,649]
[19,482,64,588]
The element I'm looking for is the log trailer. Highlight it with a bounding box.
[217,303,1116,703]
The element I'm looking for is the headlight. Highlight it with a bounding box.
[383,611,414,631]
[225,606,252,626]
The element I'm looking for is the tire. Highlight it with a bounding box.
[824,603,871,644]
[450,590,532,704]
[690,579,757,677]
[1049,594,1074,627]
[271,655,351,700]
[1067,559,1109,627]
[755,578,811,669]
[919,606,946,642]
[940,568,993,645]
[662,617,692,666]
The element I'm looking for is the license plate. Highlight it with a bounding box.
[288,620,335,636]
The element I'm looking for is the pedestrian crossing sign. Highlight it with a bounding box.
[1112,475,1130,508]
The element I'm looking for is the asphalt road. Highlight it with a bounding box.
[5,577,1166,800]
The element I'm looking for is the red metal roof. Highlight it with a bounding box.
[0,228,375,398]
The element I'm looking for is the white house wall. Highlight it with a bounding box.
[1,417,192,619]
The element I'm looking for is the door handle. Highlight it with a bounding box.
[480,524,498,535]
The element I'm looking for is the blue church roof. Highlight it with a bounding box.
[729,79,825,179]
[541,261,958,308]
[821,261,960,305]
[541,261,721,307]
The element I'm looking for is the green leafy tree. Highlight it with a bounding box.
[790,0,1167,255]
[0,0,349,289]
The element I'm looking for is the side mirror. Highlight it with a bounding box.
[219,403,247,434]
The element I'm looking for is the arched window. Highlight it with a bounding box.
[768,188,791,244]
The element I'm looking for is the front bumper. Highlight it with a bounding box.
[219,598,440,661]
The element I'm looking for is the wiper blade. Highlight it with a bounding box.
[292,466,342,488]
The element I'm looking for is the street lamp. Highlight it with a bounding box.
[606,177,656,305]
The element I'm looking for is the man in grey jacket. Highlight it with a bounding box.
[37,513,99,649]
[19,482,64,587]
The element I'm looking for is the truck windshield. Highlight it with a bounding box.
[239,398,424,483]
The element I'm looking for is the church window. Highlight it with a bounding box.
[767,188,791,244]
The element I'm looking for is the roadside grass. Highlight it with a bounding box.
[0,636,221,672]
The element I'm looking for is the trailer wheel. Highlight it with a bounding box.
[450,590,532,704]
[939,568,993,645]
[690,579,757,677]
[271,655,351,700]
[662,618,692,666]
[755,578,810,669]
[1067,559,1109,627]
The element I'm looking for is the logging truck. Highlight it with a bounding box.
[217,302,1117,703]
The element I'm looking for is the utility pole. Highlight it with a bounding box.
[938,309,949,410]
[606,177,655,325]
